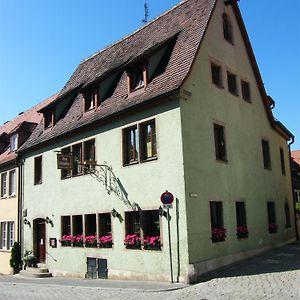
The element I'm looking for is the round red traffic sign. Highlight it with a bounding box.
[160,191,174,205]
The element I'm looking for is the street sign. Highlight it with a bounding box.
[57,154,73,169]
[160,191,174,205]
[163,204,173,209]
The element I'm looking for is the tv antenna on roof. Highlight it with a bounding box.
[142,1,149,24]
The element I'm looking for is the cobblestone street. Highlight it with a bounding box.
[1,242,300,300]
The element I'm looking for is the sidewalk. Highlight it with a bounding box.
[0,274,188,292]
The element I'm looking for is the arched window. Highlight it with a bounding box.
[223,14,233,43]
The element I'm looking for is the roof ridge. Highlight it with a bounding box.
[0,92,58,129]
[80,0,189,65]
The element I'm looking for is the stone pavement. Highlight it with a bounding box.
[1,241,300,299]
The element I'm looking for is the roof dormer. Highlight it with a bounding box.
[127,63,148,94]
[44,110,55,129]
[10,133,18,152]
[83,87,100,112]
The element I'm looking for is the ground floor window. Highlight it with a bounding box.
[235,202,248,239]
[210,201,226,242]
[124,210,161,250]
[0,221,14,250]
[59,213,112,248]
[267,202,277,233]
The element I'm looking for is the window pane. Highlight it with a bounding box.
[72,144,83,175]
[72,215,83,236]
[61,216,71,236]
[211,63,222,87]
[8,222,14,249]
[241,80,251,102]
[34,156,42,184]
[1,173,7,197]
[285,202,291,228]
[9,170,16,196]
[123,127,138,164]
[223,14,233,43]
[214,124,227,161]
[130,67,145,91]
[227,72,237,95]
[85,214,97,236]
[1,222,7,249]
[280,148,286,175]
[141,121,156,160]
[262,140,271,169]
[210,202,224,229]
[236,202,246,227]
[61,147,72,179]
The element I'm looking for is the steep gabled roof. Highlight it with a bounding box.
[20,0,292,152]
[20,0,217,151]
[0,93,58,166]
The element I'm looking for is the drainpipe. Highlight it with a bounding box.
[288,136,298,240]
[17,157,25,263]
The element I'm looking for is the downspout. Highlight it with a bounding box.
[288,136,298,240]
[17,156,25,262]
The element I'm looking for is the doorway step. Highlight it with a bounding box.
[19,264,52,278]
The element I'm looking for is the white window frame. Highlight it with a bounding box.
[9,169,16,197]
[10,134,18,151]
[0,221,14,250]
[1,172,7,198]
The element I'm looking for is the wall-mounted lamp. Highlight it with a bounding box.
[45,216,54,227]
[111,209,119,218]
[159,206,167,218]
[23,218,31,227]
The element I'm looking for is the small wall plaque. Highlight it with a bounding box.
[50,238,57,248]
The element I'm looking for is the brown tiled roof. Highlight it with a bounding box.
[292,151,300,165]
[20,0,217,151]
[0,94,58,166]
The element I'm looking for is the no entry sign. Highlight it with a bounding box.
[160,191,174,206]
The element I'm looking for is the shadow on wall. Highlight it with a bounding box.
[199,242,300,282]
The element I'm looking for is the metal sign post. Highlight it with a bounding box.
[160,191,174,283]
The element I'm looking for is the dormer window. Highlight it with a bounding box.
[84,89,99,112]
[10,134,18,151]
[223,14,233,44]
[128,64,147,93]
[44,111,54,129]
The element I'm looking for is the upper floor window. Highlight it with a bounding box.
[8,170,16,196]
[61,139,95,179]
[1,173,7,198]
[84,89,100,112]
[10,134,18,151]
[211,62,223,88]
[241,80,251,102]
[34,156,42,185]
[214,124,227,162]
[128,64,147,93]
[223,14,233,44]
[280,148,286,175]
[227,71,238,96]
[44,111,54,129]
[262,139,271,170]
[123,120,157,166]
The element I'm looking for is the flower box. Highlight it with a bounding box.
[269,223,278,233]
[236,226,249,239]
[59,235,73,247]
[98,235,113,248]
[211,227,226,243]
[84,235,98,248]
[143,236,161,251]
[124,234,141,249]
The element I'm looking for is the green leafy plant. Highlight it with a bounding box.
[9,242,22,273]
[23,250,37,268]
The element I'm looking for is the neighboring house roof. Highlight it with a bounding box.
[20,0,292,152]
[292,151,300,166]
[0,94,57,166]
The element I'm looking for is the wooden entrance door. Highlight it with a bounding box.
[35,220,46,263]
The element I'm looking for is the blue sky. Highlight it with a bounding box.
[0,0,299,148]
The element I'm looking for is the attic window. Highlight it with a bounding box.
[10,134,18,151]
[84,89,99,112]
[44,111,54,129]
[223,14,233,44]
[128,65,147,92]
